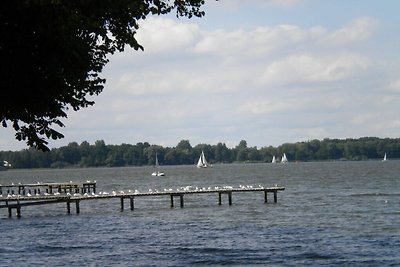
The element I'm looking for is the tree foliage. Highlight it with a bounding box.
[0,0,206,151]
[1,137,399,169]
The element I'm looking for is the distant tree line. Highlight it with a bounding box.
[0,137,399,169]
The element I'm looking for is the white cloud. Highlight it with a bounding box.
[258,53,371,85]
[321,17,378,45]
[388,79,400,91]
[136,17,200,53]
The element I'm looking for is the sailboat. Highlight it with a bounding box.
[151,154,165,176]
[197,150,210,168]
[281,153,288,163]
[1,160,11,171]
[271,156,276,163]
[382,153,387,162]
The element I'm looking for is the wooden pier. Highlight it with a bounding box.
[0,183,285,218]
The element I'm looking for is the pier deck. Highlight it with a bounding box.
[0,184,285,218]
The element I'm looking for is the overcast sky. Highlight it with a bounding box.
[2,0,400,151]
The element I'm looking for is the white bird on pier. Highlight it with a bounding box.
[112,191,117,196]
[27,193,32,197]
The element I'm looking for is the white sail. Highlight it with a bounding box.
[382,153,387,161]
[271,156,276,163]
[152,154,165,176]
[281,153,288,163]
[197,150,210,168]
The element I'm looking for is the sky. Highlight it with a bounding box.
[2,0,400,151]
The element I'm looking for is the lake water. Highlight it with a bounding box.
[0,161,399,266]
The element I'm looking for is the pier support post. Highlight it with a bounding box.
[8,207,12,218]
[218,192,232,205]
[274,190,277,203]
[264,190,268,203]
[130,197,134,210]
[170,194,184,208]
[75,201,80,214]
[16,205,21,218]
[67,201,71,214]
[120,198,124,211]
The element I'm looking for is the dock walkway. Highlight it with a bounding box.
[0,183,285,218]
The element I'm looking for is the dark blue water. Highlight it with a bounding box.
[1,161,399,266]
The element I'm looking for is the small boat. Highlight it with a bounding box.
[281,153,288,163]
[1,160,11,171]
[382,153,387,161]
[151,154,165,176]
[271,155,276,163]
[197,150,211,168]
